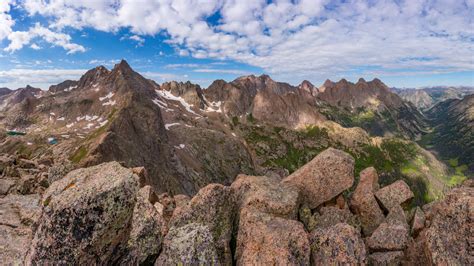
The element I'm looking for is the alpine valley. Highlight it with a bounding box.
[0,61,472,265]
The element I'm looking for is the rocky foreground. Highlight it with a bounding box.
[0,148,472,265]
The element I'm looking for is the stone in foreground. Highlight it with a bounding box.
[282,148,354,209]
[310,223,366,265]
[374,180,414,211]
[26,162,139,265]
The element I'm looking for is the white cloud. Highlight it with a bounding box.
[0,68,87,89]
[5,0,474,82]
[193,68,250,75]
[30,43,41,50]
[4,23,85,54]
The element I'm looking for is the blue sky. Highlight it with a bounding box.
[0,0,473,89]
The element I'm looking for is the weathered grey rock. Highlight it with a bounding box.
[411,207,425,236]
[26,162,139,265]
[350,167,385,236]
[121,186,163,265]
[47,161,74,184]
[232,174,299,218]
[18,159,37,169]
[163,184,235,265]
[310,223,366,265]
[375,180,414,211]
[236,208,310,265]
[282,148,354,209]
[156,223,219,265]
[366,222,409,251]
[368,251,404,266]
[0,194,41,265]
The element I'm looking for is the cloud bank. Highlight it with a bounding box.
[1,0,473,82]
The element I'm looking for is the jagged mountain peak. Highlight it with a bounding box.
[112,59,133,73]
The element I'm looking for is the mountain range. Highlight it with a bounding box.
[1,60,472,265]
[0,60,471,200]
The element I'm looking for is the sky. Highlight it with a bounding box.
[0,0,473,90]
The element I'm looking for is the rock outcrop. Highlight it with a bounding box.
[375,180,414,211]
[282,148,354,209]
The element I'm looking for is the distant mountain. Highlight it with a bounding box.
[392,86,474,111]
[0,61,460,203]
[0,87,11,97]
[422,94,474,174]
[316,78,428,139]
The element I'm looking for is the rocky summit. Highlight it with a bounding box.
[0,61,472,265]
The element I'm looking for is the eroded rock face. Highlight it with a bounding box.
[411,186,474,265]
[375,180,414,211]
[368,251,404,265]
[282,148,354,209]
[159,184,235,265]
[121,186,163,265]
[236,209,310,265]
[313,206,360,231]
[350,167,385,236]
[411,207,425,236]
[310,223,366,265]
[26,162,139,265]
[0,194,41,264]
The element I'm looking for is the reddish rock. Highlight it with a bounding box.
[411,207,425,236]
[282,148,354,209]
[368,251,404,265]
[236,209,310,265]
[375,180,414,211]
[310,223,366,265]
[410,186,473,265]
[231,174,299,218]
[350,167,385,236]
[313,206,360,231]
[366,222,409,251]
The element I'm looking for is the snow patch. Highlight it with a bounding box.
[61,134,70,138]
[102,100,116,106]
[65,86,77,92]
[66,122,75,128]
[156,90,200,116]
[50,112,56,116]
[175,144,185,149]
[57,117,65,121]
[165,123,181,130]
[99,92,114,101]
[83,123,94,129]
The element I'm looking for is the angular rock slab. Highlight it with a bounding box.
[368,251,404,266]
[310,223,367,265]
[375,180,414,211]
[156,223,220,265]
[26,162,139,265]
[232,174,299,218]
[282,148,354,209]
[350,167,385,236]
[236,209,310,266]
[163,184,235,265]
[366,222,409,252]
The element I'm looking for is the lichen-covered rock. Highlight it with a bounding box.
[282,148,354,209]
[155,223,219,265]
[350,167,385,236]
[26,162,139,265]
[47,161,74,184]
[313,206,360,231]
[163,184,235,265]
[366,222,409,251]
[411,207,425,236]
[236,209,310,265]
[0,194,41,265]
[310,223,366,265]
[368,251,404,266]
[375,180,414,211]
[232,174,299,218]
[410,186,473,265]
[299,205,317,232]
[121,186,163,265]
[0,178,16,195]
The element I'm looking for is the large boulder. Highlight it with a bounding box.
[366,222,409,252]
[156,223,219,265]
[375,180,414,211]
[409,186,473,265]
[236,209,310,265]
[310,223,366,265]
[121,186,163,265]
[411,207,425,236]
[158,184,235,265]
[350,167,385,236]
[368,251,404,265]
[313,206,360,231]
[282,148,354,209]
[26,162,139,265]
[231,174,300,218]
[0,194,41,265]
